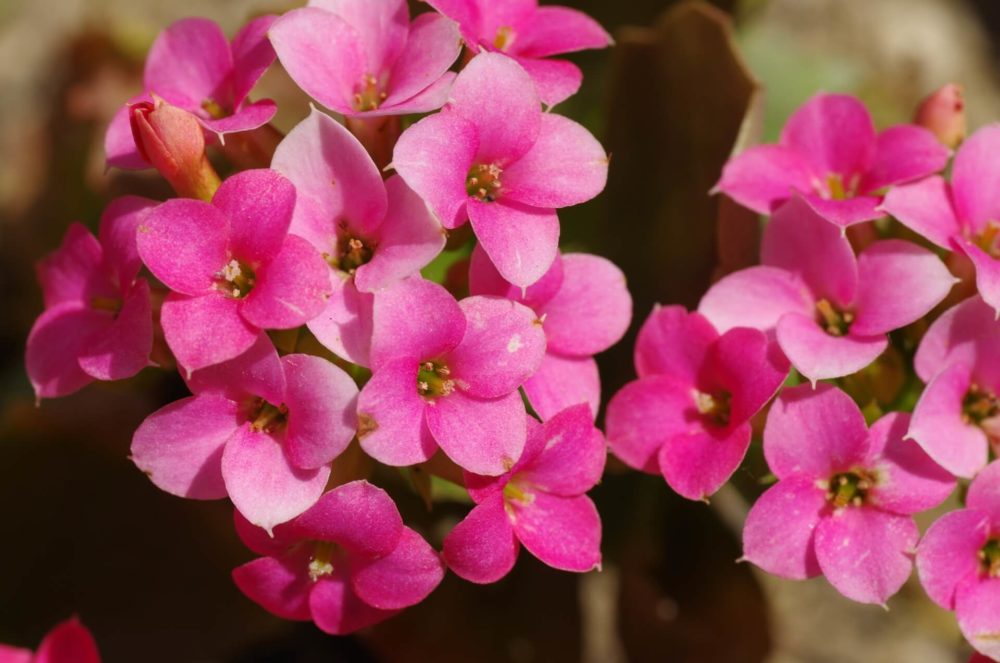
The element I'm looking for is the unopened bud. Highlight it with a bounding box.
[914,83,966,149]
[129,98,221,200]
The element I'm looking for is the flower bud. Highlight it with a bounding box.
[129,98,221,200]
[914,83,966,149]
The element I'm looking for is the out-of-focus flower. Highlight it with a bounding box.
[0,617,101,663]
[914,83,966,149]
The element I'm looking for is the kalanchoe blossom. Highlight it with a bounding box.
[27,197,156,399]
[699,196,955,383]
[882,125,1000,316]
[270,0,461,118]
[916,461,1000,661]
[743,384,955,605]
[393,52,609,287]
[425,0,611,106]
[0,617,101,663]
[605,306,788,500]
[131,334,358,532]
[272,108,445,366]
[357,276,546,476]
[914,83,966,148]
[106,16,278,169]
[715,92,949,228]
[468,245,631,419]
[136,168,331,374]
[909,295,1000,478]
[443,404,605,583]
[232,480,444,635]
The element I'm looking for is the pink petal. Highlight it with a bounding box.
[447,296,546,398]
[473,0,536,38]
[309,576,396,635]
[0,646,32,663]
[864,412,955,515]
[37,223,112,308]
[425,389,526,476]
[34,617,101,663]
[799,193,884,229]
[510,491,601,573]
[523,352,600,421]
[282,353,359,470]
[779,93,875,179]
[144,18,233,112]
[909,362,990,479]
[212,169,295,266]
[775,312,887,382]
[449,52,541,162]
[232,552,312,621]
[77,279,153,381]
[500,113,607,209]
[659,424,752,501]
[307,275,374,366]
[704,326,789,424]
[240,235,332,330]
[311,0,409,75]
[230,15,278,106]
[813,507,918,605]
[957,236,1000,317]
[98,195,157,287]
[423,0,479,40]
[233,506,301,557]
[26,304,109,399]
[291,480,404,556]
[351,527,445,609]
[353,175,445,293]
[859,124,949,193]
[512,56,581,108]
[957,578,1000,662]
[357,358,437,466]
[200,98,277,135]
[952,125,1000,230]
[130,394,238,499]
[512,6,611,58]
[222,425,330,533]
[916,509,991,609]
[698,266,814,334]
[763,383,869,481]
[370,276,465,368]
[442,494,519,584]
[517,403,605,496]
[374,71,456,116]
[879,175,960,249]
[634,305,717,382]
[741,475,827,579]
[104,94,152,169]
[468,242,564,311]
[968,460,1000,528]
[914,296,996,383]
[468,198,559,288]
[185,332,285,405]
[850,240,954,336]
[381,13,462,108]
[715,145,815,215]
[160,292,258,374]
[136,198,229,296]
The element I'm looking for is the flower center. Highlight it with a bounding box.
[493,26,516,51]
[815,299,853,336]
[963,384,1000,425]
[695,389,732,427]
[353,74,387,112]
[327,235,374,275]
[417,361,455,399]
[502,480,531,504]
[826,470,874,508]
[980,539,1000,578]
[90,296,122,314]
[249,398,289,434]
[201,98,228,119]
[975,222,1000,258]
[820,172,859,200]
[216,259,256,298]
[308,541,338,582]
[466,163,503,201]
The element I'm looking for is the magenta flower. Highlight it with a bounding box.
[699,196,955,383]
[26,197,156,399]
[442,404,605,583]
[716,92,949,228]
[131,334,358,532]
[468,245,631,419]
[270,0,461,118]
[909,295,1000,478]
[882,125,1000,316]
[393,52,609,287]
[232,480,444,635]
[917,461,1000,660]
[0,617,101,663]
[357,276,546,476]
[425,0,611,106]
[105,16,278,169]
[136,169,331,374]
[743,384,955,605]
[605,306,788,501]
[271,108,445,366]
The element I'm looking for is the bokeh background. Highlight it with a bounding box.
[0,0,997,660]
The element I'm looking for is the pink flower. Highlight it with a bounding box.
[716,92,949,228]
[106,16,278,169]
[914,83,966,149]
[131,334,358,532]
[743,384,955,605]
[909,295,1000,478]
[425,0,611,106]
[270,0,461,118]
[271,108,445,366]
[468,245,631,419]
[357,276,546,476]
[442,404,605,583]
[136,169,331,374]
[393,52,609,287]
[699,196,955,383]
[0,617,100,663]
[232,480,444,635]
[882,126,1000,316]
[605,306,787,501]
[916,461,1000,661]
[26,197,156,399]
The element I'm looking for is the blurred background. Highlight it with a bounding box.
[0,0,996,660]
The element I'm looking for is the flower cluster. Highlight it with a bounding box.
[27,0,624,638]
[607,89,999,659]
